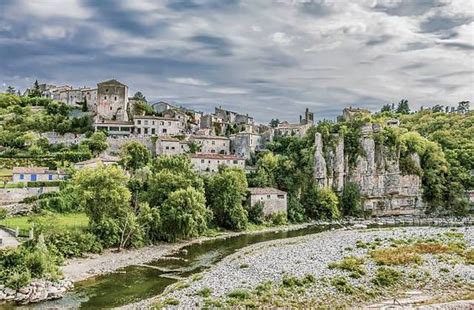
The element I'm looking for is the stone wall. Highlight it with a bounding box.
[313,124,424,216]
[0,187,59,206]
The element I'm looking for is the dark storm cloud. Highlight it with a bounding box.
[0,0,472,122]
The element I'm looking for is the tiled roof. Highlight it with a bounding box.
[158,137,180,142]
[191,153,244,160]
[134,116,180,121]
[98,79,126,86]
[248,187,287,195]
[94,120,134,126]
[75,154,120,166]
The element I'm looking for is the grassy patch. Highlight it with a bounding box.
[328,256,366,278]
[282,274,315,288]
[191,273,203,281]
[330,276,355,294]
[239,263,249,269]
[372,267,402,287]
[370,247,423,266]
[196,287,212,298]
[227,289,251,300]
[463,248,474,264]
[0,213,88,231]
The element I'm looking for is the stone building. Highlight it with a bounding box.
[313,123,424,216]
[156,137,189,156]
[96,79,129,121]
[12,167,67,183]
[215,106,254,125]
[152,101,176,114]
[106,136,155,155]
[94,120,135,136]
[81,88,98,111]
[274,122,312,137]
[133,116,184,136]
[247,187,288,216]
[190,153,245,173]
[189,135,230,154]
[230,132,266,159]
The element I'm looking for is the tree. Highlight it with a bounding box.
[133,100,154,116]
[187,141,202,154]
[269,119,280,128]
[29,80,42,98]
[6,86,16,94]
[340,182,363,217]
[380,104,392,113]
[302,186,340,220]
[71,165,141,249]
[81,131,108,156]
[132,91,147,102]
[432,104,444,113]
[206,167,249,230]
[396,99,410,114]
[119,141,151,174]
[160,187,211,241]
[81,98,88,112]
[457,101,470,114]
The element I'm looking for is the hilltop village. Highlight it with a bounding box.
[0,79,473,307]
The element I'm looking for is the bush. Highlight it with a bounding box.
[340,182,363,217]
[196,287,212,298]
[287,194,306,223]
[46,230,102,259]
[6,269,31,290]
[328,256,365,277]
[372,267,402,287]
[0,208,7,220]
[27,181,62,188]
[246,202,264,224]
[330,276,355,294]
[227,289,251,300]
[302,186,340,220]
[266,211,287,226]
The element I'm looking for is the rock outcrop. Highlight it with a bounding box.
[0,279,73,304]
[314,124,423,216]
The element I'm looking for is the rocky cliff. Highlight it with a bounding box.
[314,123,423,216]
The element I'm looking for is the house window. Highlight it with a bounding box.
[168,122,171,126]
[144,128,148,134]
[171,147,175,150]
[212,141,215,145]
[233,160,238,164]
[19,174,24,180]
[166,146,169,150]
[163,129,167,133]
[104,96,107,100]
[110,107,112,110]
[277,195,285,199]
[152,128,155,135]
[106,88,108,92]
[201,159,204,163]
[114,96,117,101]
[137,120,141,125]
[211,150,215,153]
[137,128,141,134]
[48,174,53,180]
[267,195,271,199]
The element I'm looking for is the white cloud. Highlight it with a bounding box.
[270,32,294,46]
[207,87,249,95]
[168,77,210,86]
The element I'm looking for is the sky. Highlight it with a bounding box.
[0,0,473,123]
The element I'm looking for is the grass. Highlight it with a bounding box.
[0,168,12,177]
[370,246,423,266]
[281,274,315,288]
[0,213,89,231]
[328,256,366,278]
[227,289,251,300]
[330,276,355,294]
[239,263,249,269]
[196,287,212,298]
[372,267,402,287]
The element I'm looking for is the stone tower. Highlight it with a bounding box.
[96,79,129,121]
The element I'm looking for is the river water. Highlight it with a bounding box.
[3,224,341,309]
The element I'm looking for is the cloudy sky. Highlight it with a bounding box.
[0,0,473,122]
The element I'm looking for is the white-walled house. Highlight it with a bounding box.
[133,116,184,136]
[190,153,245,173]
[189,135,230,154]
[156,137,189,156]
[12,167,67,183]
[247,187,288,216]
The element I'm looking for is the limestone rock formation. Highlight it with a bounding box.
[314,124,423,216]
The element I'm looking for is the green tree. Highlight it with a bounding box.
[380,104,392,113]
[340,182,363,217]
[396,99,410,114]
[6,86,16,94]
[457,101,470,114]
[119,141,151,174]
[132,91,147,102]
[302,186,340,220]
[71,165,141,249]
[206,167,249,230]
[28,80,42,98]
[269,119,280,128]
[160,187,211,241]
[81,131,108,156]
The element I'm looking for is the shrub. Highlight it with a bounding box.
[372,267,402,287]
[267,211,287,226]
[340,182,363,217]
[6,269,31,290]
[328,256,366,277]
[330,276,355,294]
[302,186,340,220]
[196,287,212,298]
[370,247,423,266]
[0,208,7,220]
[46,230,102,259]
[282,274,315,288]
[287,194,306,223]
[227,289,251,300]
[246,201,264,224]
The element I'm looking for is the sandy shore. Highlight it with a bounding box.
[61,222,315,282]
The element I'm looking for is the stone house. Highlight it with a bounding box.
[12,167,67,183]
[247,187,288,216]
[230,132,265,159]
[133,116,184,136]
[81,88,98,111]
[274,122,311,138]
[59,88,85,107]
[189,135,230,154]
[152,101,176,114]
[96,79,129,121]
[190,153,245,173]
[163,109,189,124]
[156,137,189,156]
[215,107,255,125]
[74,154,120,169]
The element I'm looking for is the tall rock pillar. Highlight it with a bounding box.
[314,132,327,187]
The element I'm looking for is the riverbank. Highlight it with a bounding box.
[62,222,315,283]
[152,226,473,308]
